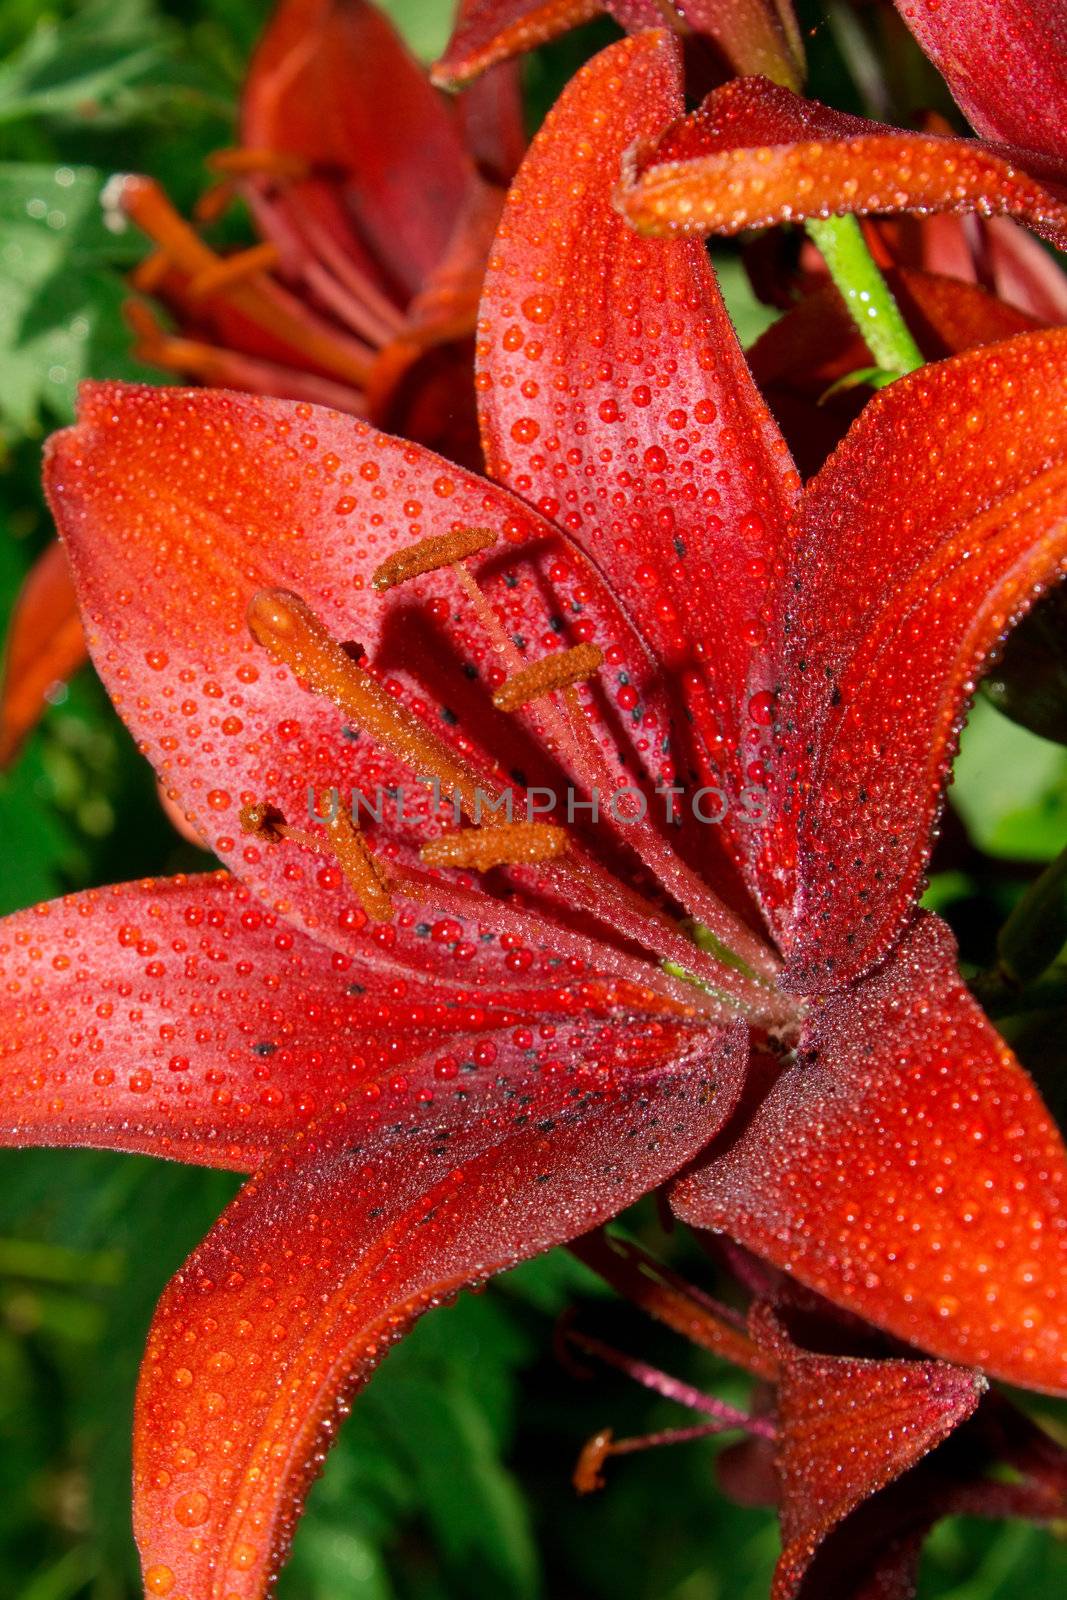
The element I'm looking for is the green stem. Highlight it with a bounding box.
[805,215,924,377]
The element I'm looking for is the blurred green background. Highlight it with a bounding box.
[0,2,1066,1596]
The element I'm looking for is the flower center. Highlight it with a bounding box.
[243,526,794,1031]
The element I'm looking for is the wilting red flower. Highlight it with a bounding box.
[434,0,805,91]
[4,29,1067,1599]
[0,0,520,768]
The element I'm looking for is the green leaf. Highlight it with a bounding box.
[0,2,172,126]
[375,1372,539,1598]
[950,697,1067,862]
[0,161,156,431]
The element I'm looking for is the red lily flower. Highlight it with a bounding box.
[434,0,805,91]
[4,29,1067,1598]
[0,0,520,770]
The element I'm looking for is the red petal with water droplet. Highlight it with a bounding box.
[242,0,471,299]
[0,540,87,767]
[619,77,1067,251]
[44,383,690,979]
[673,914,1067,1394]
[477,32,799,874]
[751,1305,984,1599]
[893,0,1067,156]
[433,0,602,88]
[1,872,697,1170]
[761,327,1067,986]
[132,1031,745,1599]
[0,872,709,1166]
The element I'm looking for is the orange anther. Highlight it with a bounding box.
[372,527,498,590]
[247,589,485,816]
[420,821,568,871]
[492,643,604,711]
[324,802,393,922]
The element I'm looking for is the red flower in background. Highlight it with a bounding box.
[122,0,523,448]
[0,0,521,768]
[3,27,1067,1600]
[434,0,805,91]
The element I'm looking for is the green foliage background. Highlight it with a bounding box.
[0,3,1065,1597]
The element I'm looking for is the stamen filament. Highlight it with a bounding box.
[559,858,792,1025]
[563,1326,774,1435]
[124,303,368,415]
[554,679,780,985]
[390,864,725,1019]
[121,176,374,384]
[574,1421,753,1493]
[206,147,311,179]
[187,242,282,299]
[570,1231,777,1380]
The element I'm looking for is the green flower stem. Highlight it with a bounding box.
[805,215,925,377]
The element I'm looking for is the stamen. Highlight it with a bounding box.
[570,1231,777,1380]
[324,802,393,923]
[247,589,486,816]
[193,182,236,225]
[206,147,311,180]
[575,1422,744,1494]
[120,176,373,384]
[372,527,498,590]
[493,643,604,712]
[130,249,172,294]
[562,1324,775,1436]
[187,242,282,299]
[241,797,391,921]
[420,821,568,871]
[124,303,369,416]
[238,801,325,854]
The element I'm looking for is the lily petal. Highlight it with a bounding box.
[752,1306,985,1600]
[242,0,471,299]
[44,383,692,976]
[433,0,603,89]
[618,77,1067,252]
[133,1030,745,1598]
[0,540,86,768]
[477,32,800,861]
[435,1,804,89]
[1,873,693,1170]
[673,914,1067,1393]
[893,0,1067,156]
[763,327,1067,985]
